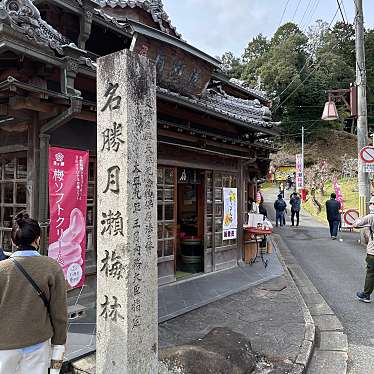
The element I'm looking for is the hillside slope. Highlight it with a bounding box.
[272,130,358,171]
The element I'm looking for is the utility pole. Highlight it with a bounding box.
[355,0,370,216]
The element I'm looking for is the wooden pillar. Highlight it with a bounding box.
[38,133,50,255]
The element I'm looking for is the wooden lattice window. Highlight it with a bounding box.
[157,167,177,260]
[0,153,28,251]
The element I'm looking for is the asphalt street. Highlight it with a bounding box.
[264,190,374,374]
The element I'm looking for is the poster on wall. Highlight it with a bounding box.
[223,188,238,241]
[48,147,89,289]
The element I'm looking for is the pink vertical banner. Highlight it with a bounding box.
[333,178,344,212]
[48,147,89,289]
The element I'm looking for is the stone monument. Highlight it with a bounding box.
[96,49,158,373]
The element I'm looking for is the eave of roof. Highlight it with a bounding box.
[157,87,279,136]
[128,20,221,68]
[91,0,181,38]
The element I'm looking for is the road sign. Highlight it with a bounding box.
[363,164,374,173]
[360,146,374,163]
[344,209,359,226]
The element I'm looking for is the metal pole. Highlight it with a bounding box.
[356,0,370,216]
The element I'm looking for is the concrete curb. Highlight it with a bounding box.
[272,234,348,374]
[271,234,315,374]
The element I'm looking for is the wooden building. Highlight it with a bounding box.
[0,0,278,299]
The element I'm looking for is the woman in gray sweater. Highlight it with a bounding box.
[0,213,68,374]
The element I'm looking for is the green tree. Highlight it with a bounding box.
[222,20,374,139]
[220,52,244,79]
[365,30,374,121]
[241,34,269,85]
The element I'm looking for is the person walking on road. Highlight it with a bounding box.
[353,197,374,303]
[279,182,285,198]
[326,193,341,240]
[290,192,301,226]
[286,175,293,190]
[274,194,287,227]
[0,213,68,374]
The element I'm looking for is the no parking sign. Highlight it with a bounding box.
[343,209,359,226]
[360,146,374,164]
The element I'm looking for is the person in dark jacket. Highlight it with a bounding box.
[326,193,341,240]
[290,193,301,226]
[274,194,287,227]
[259,202,268,218]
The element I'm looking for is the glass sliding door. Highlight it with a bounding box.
[157,166,177,284]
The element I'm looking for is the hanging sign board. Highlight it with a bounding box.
[360,146,374,163]
[223,188,238,240]
[48,147,89,289]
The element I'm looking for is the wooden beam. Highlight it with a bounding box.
[0,144,28,154]
[74,111,96,122]
[158,101,243,135]
[158,128,254,154]
[9,96,58,114]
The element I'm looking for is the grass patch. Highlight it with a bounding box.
[303,179,359,223]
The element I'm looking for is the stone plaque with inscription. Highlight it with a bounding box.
[97,50,158,373]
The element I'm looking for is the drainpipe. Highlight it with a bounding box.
[38,97,82,255]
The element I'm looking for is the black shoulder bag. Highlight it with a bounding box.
[11,258,51,315]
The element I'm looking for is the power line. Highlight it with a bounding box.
[299,0,314,26]
[273,7,341,112]
[339,0,349,22]
[301,0,320,31]
[279,0,292,28]
[292,0,303,21]
[336,0,347,23]
[274,5,338,104]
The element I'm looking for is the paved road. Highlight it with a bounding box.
[159,275,304,373]
[264,190,373,374]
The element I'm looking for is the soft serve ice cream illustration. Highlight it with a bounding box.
[48,208,85,287]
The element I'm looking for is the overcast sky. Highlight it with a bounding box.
[163,0,374,58]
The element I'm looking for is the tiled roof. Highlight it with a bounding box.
[229,78,268,101]
[0,0,69,54]
[157,87,276,132]
[92,0,181,38]
[93,8,134,34]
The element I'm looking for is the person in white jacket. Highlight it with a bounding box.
[353,197,374,303]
